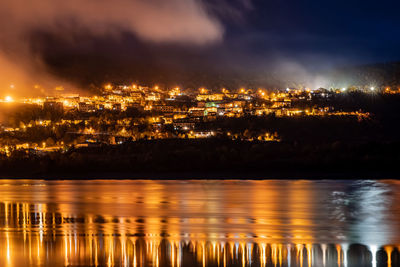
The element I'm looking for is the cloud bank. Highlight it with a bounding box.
[0,0,225,95]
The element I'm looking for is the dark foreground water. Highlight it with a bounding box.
[0,180,399,267]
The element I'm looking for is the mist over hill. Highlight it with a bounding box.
[43,55,400,92]
[328,62,400,89]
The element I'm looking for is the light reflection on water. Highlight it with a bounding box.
[0,180,399,266]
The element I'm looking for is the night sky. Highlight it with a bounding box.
[243,0,400,63]
[1,0,400,93]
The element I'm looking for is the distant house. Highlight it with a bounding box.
[153,105,174,113]
[130,92,143,102]
[173,120,196,131]
[75,141,103,148]
[188,107,205,117]
[196,94,224,101]
[145,93,161,102]
[79,102,96,113]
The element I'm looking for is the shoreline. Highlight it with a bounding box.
[0,171,398,180]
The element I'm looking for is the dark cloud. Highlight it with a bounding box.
[0,0,233,95]
[1,0,400,95]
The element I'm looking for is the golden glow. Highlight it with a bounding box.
[199,87,208,94]
[0,82,374,152]
[385,246,393,267]
[0,181,396,267]
[0,206,394,266]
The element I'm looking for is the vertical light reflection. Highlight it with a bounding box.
[370,245,377,267]
[217,242,220,267]
[272,243,277,267]
[240,242,245,267]
[0,225,397,267]
[202,241,205,267]
[247,243,253,266]
[306,244,312,267]
[177,241,181,267]
[223,242,227,267]
[385,246,393,267]
[296,244,304,267]
[171,241,175,267]
[342,244,348,267]
[6,231,11,267]
[336,244,342,267]
[260,243,266,267]
[287,244,292,267]
[321,244,327,267]
[64,234,69,267]
[22,203,27,243]
[94,236,98,267]
[0,181,399,267]
[133,239,137,267]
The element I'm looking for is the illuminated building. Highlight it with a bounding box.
[78,102,96,113]
[196,93,224,101]
[189,107,205,117]
[173,120,196,131]
[145,93,161,102]
[153,105,174,113]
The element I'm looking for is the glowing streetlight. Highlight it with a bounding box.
[342,88,346,92]
[370,86,375,91]
[5,96,13,102]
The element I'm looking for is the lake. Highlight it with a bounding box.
[0,179,398,267]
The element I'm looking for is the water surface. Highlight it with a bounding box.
[0,179,399,267]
